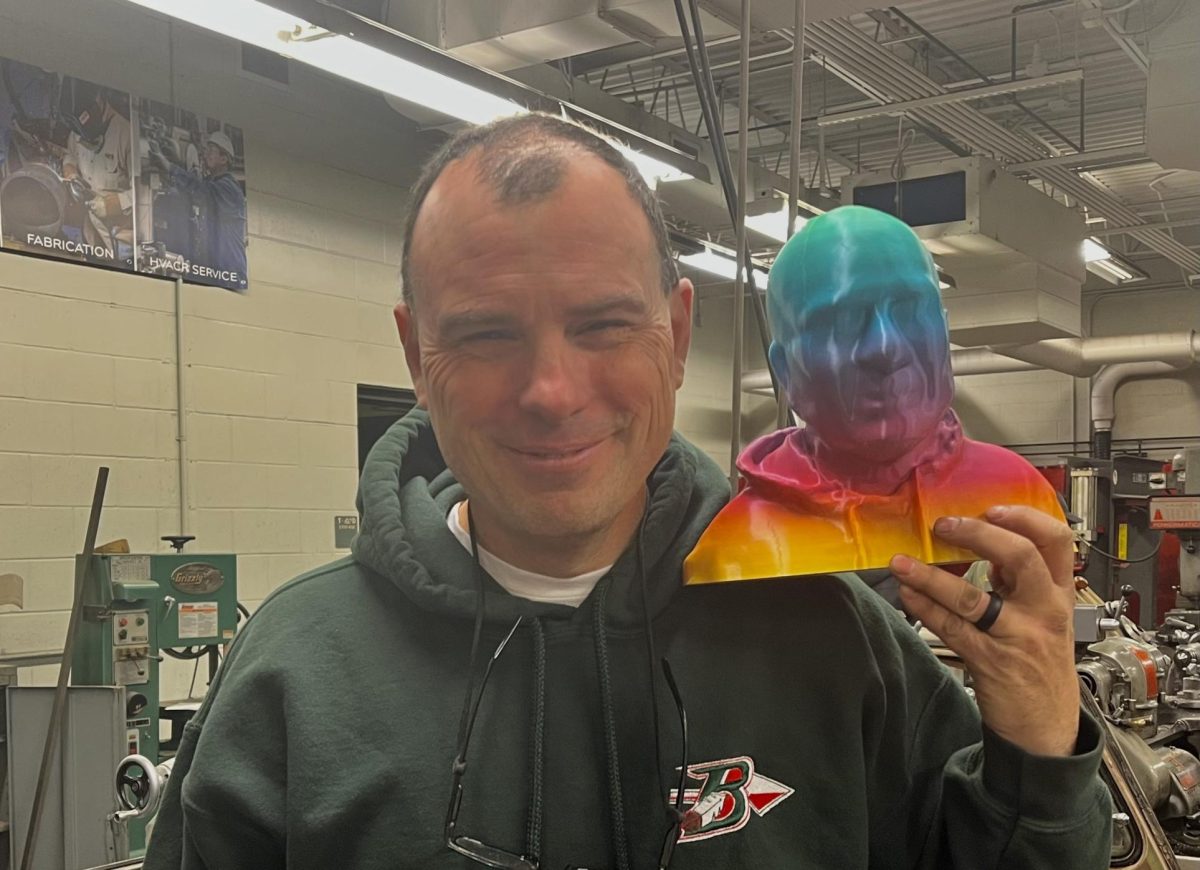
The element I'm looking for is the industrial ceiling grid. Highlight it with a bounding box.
[578,0,1200,283]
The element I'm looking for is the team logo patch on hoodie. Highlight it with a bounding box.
[669,756,793,842]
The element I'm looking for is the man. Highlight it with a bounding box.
[145,114,1109,869]
[685,205,1063,581]
[149,130,248,288]
[62,84,133,260]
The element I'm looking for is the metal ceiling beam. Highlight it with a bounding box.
[1092,217,1200,238]
[1007,144,1148,172]
[815,68,1083,127]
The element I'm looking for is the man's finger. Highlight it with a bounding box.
[896,583,993,658]
[981,506,1075,589]
[930,513,1067,599]
[891,554,1005,632]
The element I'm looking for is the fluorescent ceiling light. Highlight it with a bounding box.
[935,263,955,292]
[1082,237,1110,263]
[120,0,692,186]
[744,206,808,244]
[123,0,524,125]
[615,144,690,186]
[679,248,770,285]
[1081,236,1147,284]
[1087,258,1137,283]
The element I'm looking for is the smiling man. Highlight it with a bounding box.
[145,115,1109,870]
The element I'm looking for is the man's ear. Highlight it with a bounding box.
[668,278,694,389]
[393,303,427,406]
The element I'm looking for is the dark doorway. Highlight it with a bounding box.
[357,384,417,472]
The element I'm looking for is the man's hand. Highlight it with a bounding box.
[62,163,78,181]
[147,140,171,173]
[891,506,1079,757]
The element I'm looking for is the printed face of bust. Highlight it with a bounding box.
[767,206,954,463]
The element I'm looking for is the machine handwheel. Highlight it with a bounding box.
[115,754,162,818]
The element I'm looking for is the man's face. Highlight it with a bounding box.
[203,143,229,174]
[397,153,693,546]
[772,258,953,462]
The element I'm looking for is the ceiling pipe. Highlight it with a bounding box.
[1089,360,1181,459]
[1091,360,1181,433]
[949,348,1043,376]
[739,330,1200,392]
[989,331,1200,377]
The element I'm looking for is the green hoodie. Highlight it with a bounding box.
[145,410,1111,869]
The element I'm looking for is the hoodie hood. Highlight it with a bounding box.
[736,409,964,511]
[352,409,730,628]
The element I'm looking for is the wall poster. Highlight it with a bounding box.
[0,56,248,291]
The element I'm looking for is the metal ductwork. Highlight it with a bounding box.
[1091,361,1183,434]
[383,0,736,72]
[1088,360,1186,458]
[382,0,878,72]
[1146,0,1200,171]
[990,331,1200,377]
[740,330,1200,392]
[803,19,1200,277]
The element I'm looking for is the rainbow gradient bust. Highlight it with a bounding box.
[684,205,1062,584]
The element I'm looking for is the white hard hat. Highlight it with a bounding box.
[204,131,236,160]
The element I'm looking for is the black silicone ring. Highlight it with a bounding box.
[973,591,1004,633]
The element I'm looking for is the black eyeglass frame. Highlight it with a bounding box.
[443,624,690,870]
[444,616,538,870]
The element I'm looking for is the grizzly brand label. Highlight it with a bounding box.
[170,562,225,594]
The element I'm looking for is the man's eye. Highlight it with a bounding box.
[582,320,631,334]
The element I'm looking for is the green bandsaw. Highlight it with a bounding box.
[71,544,239,856]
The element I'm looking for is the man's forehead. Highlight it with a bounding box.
[409,150,658,290]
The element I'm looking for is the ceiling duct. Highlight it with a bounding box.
[741,330,1200,390]
[381,0,878,72]
[842,156,1085,345]
[383,0,736,72]
[1146,1,1200,171]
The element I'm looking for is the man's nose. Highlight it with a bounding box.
[516,336,589,421]
[851,305,905,372]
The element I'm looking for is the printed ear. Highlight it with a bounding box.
[767,340,790,396]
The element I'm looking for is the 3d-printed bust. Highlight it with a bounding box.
[685,205,1062,583]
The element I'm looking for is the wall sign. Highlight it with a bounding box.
[0,56,248,291]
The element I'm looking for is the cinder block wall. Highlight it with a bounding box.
[0,138,414,697]
[0,0,422,697]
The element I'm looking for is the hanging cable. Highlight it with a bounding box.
[1077,533,1164,564]
[672,0,780,403]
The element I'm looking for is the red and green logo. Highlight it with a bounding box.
[670,756,794,843]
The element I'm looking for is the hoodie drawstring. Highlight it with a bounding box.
[462,502,673,870]
[593,576,633,870]
[525,617,547,862]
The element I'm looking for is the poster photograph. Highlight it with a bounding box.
[135,98,248,291]
[0,57,136,270]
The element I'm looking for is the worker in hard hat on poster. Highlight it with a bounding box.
[149,128,248,290]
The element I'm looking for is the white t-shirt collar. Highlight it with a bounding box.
[446,501,611,608]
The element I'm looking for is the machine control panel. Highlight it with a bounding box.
[113,609,150,646]
[1150,496,1200,531]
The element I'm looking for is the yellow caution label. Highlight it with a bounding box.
[1118,523,1129,561]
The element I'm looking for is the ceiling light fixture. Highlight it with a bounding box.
[119,0,692,185]
[1081,236,1148,284]
[679,247,770,286]
[744,206,808,244]
[1082,237,1110,263]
